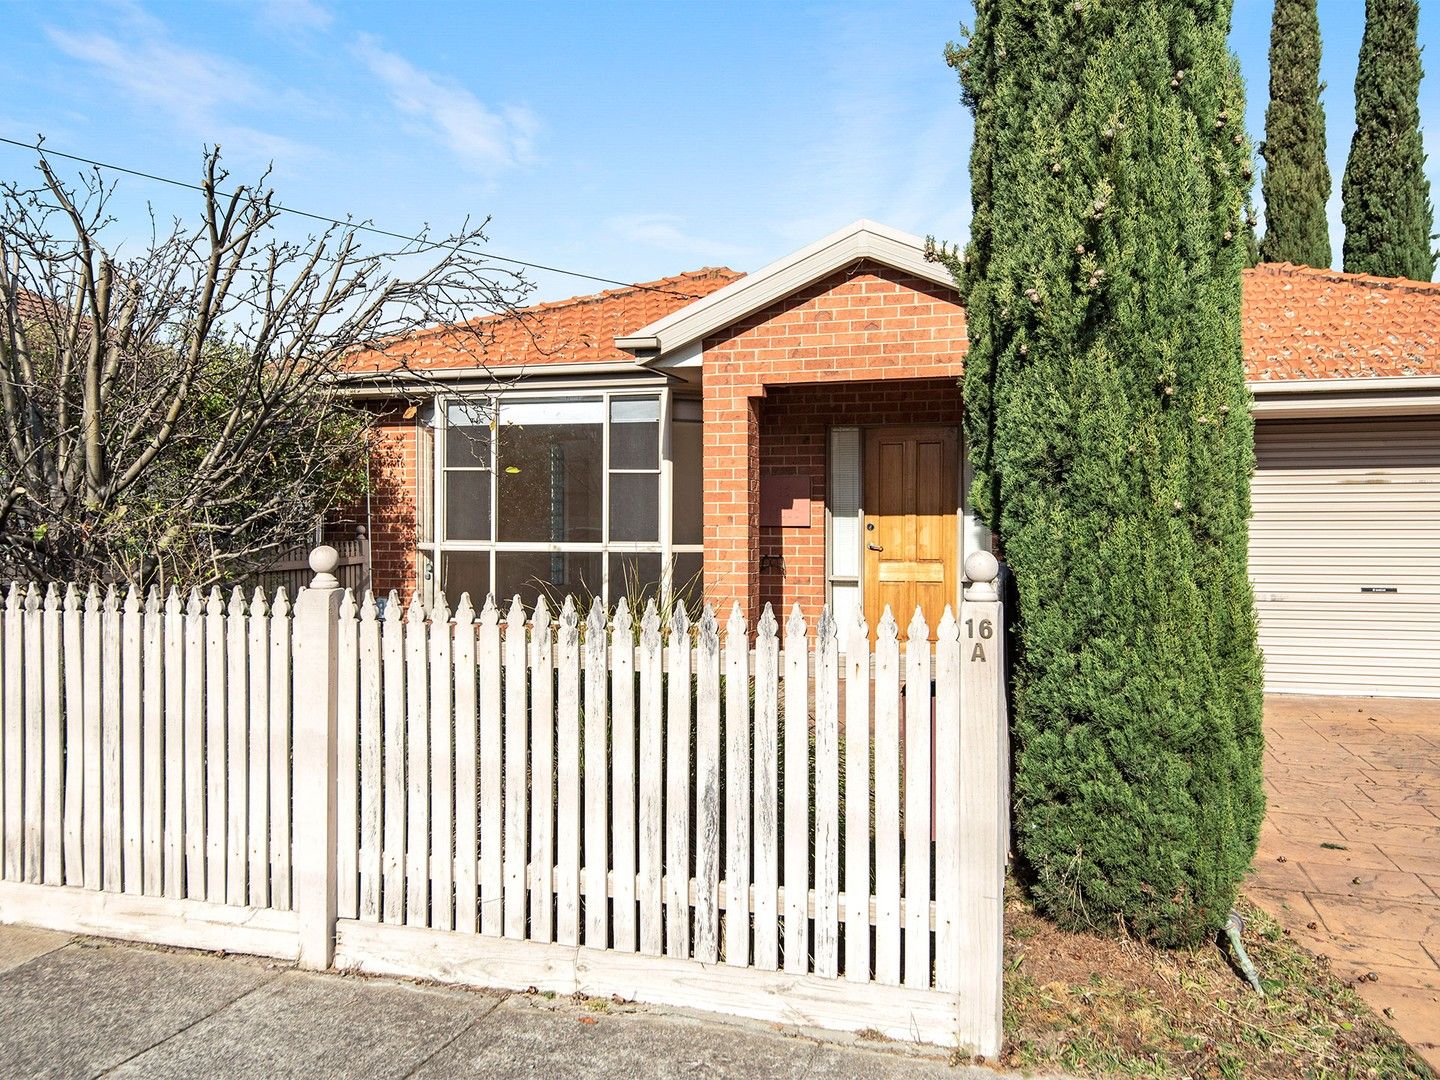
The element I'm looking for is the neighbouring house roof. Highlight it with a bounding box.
[1242,262,1440,380]
[612,219,1440,384]
[340,221,1440,389]
[342,267,740,375]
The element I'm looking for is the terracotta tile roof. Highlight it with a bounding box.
[348,258,1439,384]
[1242,262,1440,380]
[345,267,741,372]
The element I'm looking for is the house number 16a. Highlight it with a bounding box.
[965,618,993,663]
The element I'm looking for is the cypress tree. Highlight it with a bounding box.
[946,0,1265,946]
[1341,0,1436,280]
[1260,0,1332,267]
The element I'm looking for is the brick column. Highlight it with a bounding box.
[702,373,761,620]
[366,408,423,597]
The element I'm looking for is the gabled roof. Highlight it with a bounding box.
[1242,262,1440,380]
[608,224,1440,383]
[615,220,956,359]
[343,267,739,373]
[342,223,1440,389]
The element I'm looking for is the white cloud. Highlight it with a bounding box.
[765,8,972,249]
[353,35,536,176]
[44,18,315,168]
[604,212,755,266]
[48,26,257,121]
[254,0,333,32]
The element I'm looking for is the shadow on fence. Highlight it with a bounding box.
[0,546,1008,1054]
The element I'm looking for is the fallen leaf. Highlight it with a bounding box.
[578,1016,598,1025]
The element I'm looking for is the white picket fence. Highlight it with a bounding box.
[0,582,299,958]
[0,549,1008,1053]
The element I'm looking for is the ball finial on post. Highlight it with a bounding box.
[309,545,341,591]
[964,549,1001,602]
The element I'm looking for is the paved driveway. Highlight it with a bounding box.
[1248,695,1440,1071]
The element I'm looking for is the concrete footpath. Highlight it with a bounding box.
[0,925,1043,1079]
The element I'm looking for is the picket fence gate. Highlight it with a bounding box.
[0,547,1008,1054]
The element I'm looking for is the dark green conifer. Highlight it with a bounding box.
[1260,0,1332,267]
[945,0,1265,947]
[1341,0,1436,280]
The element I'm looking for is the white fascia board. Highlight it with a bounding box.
[335,361,667,398]
[1248,374,1440,394]
[651,339,703,369]
[620,220,956,363]
[1248,375,1440,417]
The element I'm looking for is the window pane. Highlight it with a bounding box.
[831,582,860,644]
[673,397,702,422]
[611,397,660,423]
[609,473,659,541]
[672,420,703,545]
[495,550,602,609]
[446,425,491,469]
[609,396,659,470]
[445,471,491,541]
[673,552,704,616]
[829,428,861,577]
[610,422,658,471]
[442,551,491,606]
[448,402,494,427]
[497,410,603,543]
[499,399,603,426]
[608,552,663,609]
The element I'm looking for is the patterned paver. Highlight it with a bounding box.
[1248,695,1440,1071]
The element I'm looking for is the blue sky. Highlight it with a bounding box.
[1,0,1437,303]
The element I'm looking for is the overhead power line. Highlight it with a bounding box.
[0,136,708,301]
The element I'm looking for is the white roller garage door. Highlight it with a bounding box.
[1250,418,1440,697]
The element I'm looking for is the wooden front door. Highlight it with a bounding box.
[862,425,960,633]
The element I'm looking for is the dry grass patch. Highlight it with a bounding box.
[998,894,1434,1079]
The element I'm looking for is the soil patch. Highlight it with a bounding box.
[996,893,1434,1079]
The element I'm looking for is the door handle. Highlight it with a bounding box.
[868,543,884,552]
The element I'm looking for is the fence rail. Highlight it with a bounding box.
[0,546,1008,1054]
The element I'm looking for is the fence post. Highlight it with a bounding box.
[958,549,1007,1057]
[293,545,343,968]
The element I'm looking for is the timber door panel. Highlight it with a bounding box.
[862,426,959,634]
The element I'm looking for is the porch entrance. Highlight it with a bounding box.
[862,425,960,633]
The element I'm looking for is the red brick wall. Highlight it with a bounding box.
[358,261,967,610]
[757,379,964,616]
[363,403,425,597]
[703,261,968,618]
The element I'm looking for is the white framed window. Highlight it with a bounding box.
[423,386,702,610]
[669,396,704,609]
[827,426,863,636]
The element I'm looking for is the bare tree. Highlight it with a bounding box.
[0,146,528,586]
